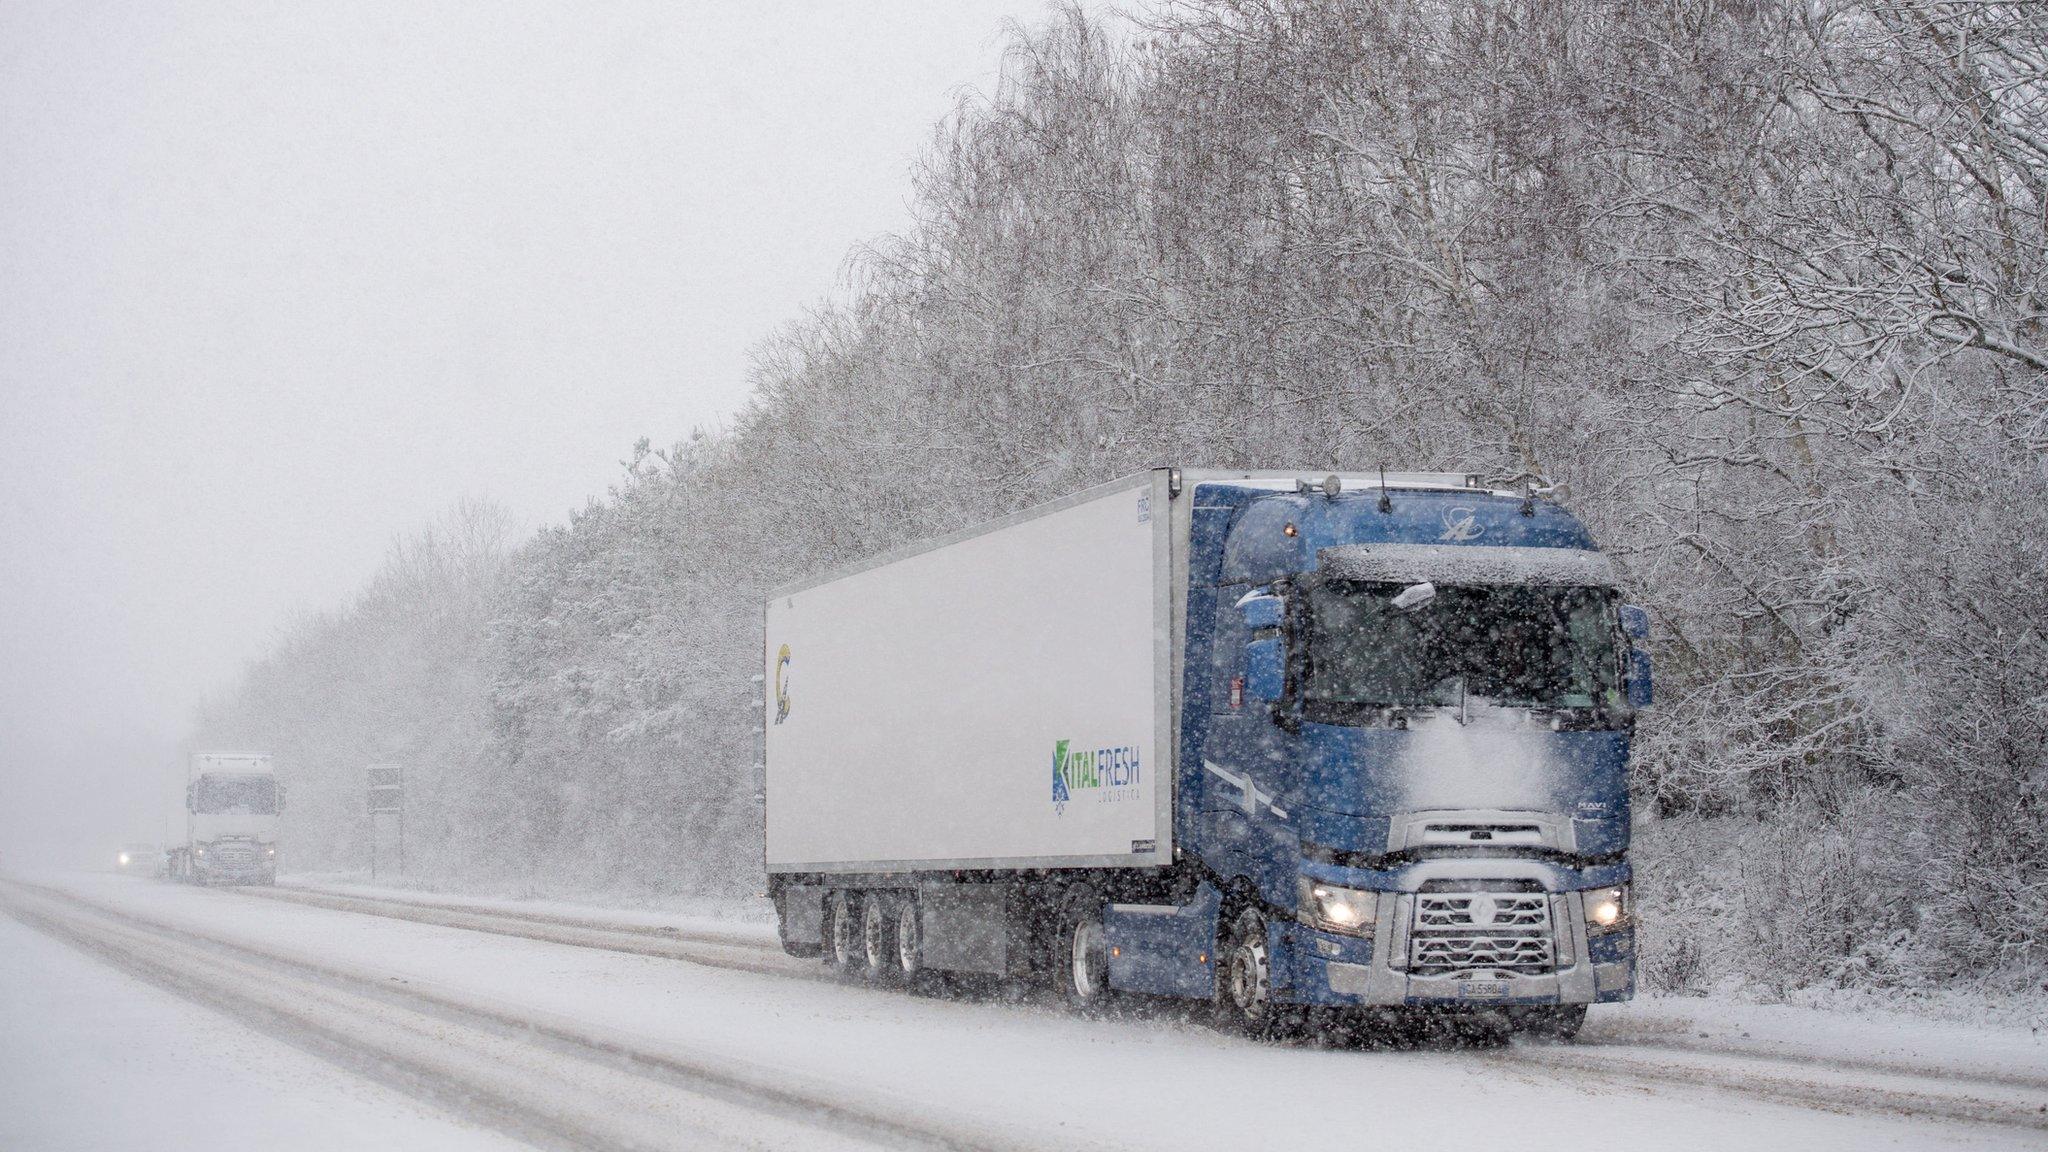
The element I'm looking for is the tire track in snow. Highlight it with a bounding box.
[0,879,1072,1152]
[1486,1040,2048,1133]
[176,879,2048,1134]
[236,882,805,980]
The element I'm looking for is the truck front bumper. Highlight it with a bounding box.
[194,845,276,884]
[1276,893,1635,1009]
[196,864,275,884]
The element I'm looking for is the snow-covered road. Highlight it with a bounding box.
[5,872,2043,1151]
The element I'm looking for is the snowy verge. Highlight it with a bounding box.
[278,871,777,939]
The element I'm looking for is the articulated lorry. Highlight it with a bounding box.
[168,751,279,885]
[764,470,1651,1038]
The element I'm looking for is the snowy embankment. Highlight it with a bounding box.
[281,870,776,939]
[7,871,2046,1151]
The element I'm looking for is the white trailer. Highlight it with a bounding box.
[764,474,1173,876]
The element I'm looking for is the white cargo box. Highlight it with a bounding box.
[764,474,1173,874]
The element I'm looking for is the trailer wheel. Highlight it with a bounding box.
[825,890,859,970]
[894,897,922,978]
[1217,908,1300,1040]
[1060,895,1112,1009]
[861,894,900,981]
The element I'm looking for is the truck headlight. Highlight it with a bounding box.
[195,846,206,857]
[1299,878,1376,937]
[1585,885,1629,933]
[266,847,275,856]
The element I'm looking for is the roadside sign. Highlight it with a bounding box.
[367,764,403,814]
[366,764,404,877]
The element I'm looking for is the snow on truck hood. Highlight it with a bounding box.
[1316,543,1618,587]
[1396,700,1565,813]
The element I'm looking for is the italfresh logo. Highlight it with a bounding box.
[1052,739,1142,815]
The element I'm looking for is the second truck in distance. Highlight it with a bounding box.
[168,751,280,886]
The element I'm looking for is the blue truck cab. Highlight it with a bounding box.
[1105,471,1650,1036]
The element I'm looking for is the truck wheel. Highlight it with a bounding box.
[1217,908,1300,1040]
[1512,1004,1586,1041]
[825,891,859,970]
[894,897,922,978]
[1060,896,1112,1009]
[861,894,900,981]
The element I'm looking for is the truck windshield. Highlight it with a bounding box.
[1304,580,1623,715]
[192,775,277,815]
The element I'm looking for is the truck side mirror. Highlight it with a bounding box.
[1244,637,1285,704]
[1626,648,1654,709]
[1619,604,1650,640]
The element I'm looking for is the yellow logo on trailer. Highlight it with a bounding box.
[774,644,792,724]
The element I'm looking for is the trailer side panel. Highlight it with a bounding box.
[765,476,1169,874]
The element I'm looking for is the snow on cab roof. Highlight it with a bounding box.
[1317,543,1619,587]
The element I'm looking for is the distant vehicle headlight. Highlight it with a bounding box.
[266,847,275,856]
[117,852,130,866]
[195,846,206,857]
[1299,877,1376,938]
[1585,885,1629,933]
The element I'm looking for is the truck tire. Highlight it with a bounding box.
[1060,894,1112,1009]
[861,893,900,981]
[1217,908,1301,1040]
[894,897,922,978]
[1511,1003,1585,1041]
[825,890,859,971]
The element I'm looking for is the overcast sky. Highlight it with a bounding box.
[0,1,1072,854]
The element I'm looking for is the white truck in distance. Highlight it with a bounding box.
[168,751,280,885]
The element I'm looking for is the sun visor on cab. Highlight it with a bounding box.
[1314,544,1620,588]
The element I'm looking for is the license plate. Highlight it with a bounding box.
[1457,980,1509,999]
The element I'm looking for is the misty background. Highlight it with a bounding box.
[1,1,1061,862]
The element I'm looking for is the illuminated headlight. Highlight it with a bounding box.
[1299,878,1376,937]
[266,847,275,856]
[195,846,206,857]
[117,852,131,866]
[1585,885,1629,933]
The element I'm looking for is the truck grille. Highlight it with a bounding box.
[1410,893,1555,977]
[211,843,258,868]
